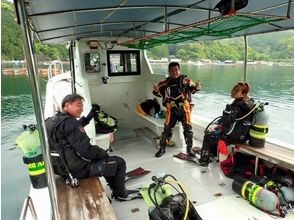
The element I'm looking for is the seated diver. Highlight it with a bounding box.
[198,82,255,166]
[45,94,140,201]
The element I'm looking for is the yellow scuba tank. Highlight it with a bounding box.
[249,102,269,148]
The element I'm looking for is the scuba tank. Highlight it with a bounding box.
[232,176,279,212]
[249,102,269,148]
[249,175,277,191]
[280,186,294,205]
[16,125,47,189]
[249,175,294,215]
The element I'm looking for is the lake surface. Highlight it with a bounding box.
[1,64,294,219]
[152,63,294,147]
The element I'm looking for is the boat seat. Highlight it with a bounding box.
[218,141,294,173]
[135,111,184,147]
[235,142,294,171]
[56,176,117,220]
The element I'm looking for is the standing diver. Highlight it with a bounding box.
[153,62,201,157]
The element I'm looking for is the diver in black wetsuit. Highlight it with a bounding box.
[153,62,201,157]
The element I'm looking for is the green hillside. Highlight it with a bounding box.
[147,31,294,62]
[1,0,67,61]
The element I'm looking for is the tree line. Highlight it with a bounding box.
[147,31,294,62]
[148,31,294,62]
[1,0,294,62]
[1,1,68,61]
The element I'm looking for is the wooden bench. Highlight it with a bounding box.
[190,115,294,172]
[135,111,184,147]
[236,142,294,173]
[56,176,117,220]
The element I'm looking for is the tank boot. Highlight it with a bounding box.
[155,147,165,157]
[186,146,196,157]
[198,149,210,167]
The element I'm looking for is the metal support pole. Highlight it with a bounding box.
[16,0,59,219]
[133,22,136,38]
[164,6,168,31]
[243,35,248,82]
[20,196,37,220]
[69,42,76,94]
[254,156,259,175]
[287,0,292,18]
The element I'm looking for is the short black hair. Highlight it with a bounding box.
[61,94,84,109]
[168,62,180,71]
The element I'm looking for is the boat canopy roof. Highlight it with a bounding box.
[21,0,294,46]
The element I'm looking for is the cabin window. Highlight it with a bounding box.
[85,52,100,73]
[107,50,140,76]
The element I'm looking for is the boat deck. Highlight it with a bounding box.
[100,128,294,220]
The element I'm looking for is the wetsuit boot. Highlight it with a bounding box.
[198,149,210,167]
[113,189,142,202]
[155,146,165,157]
[186,146,195,157]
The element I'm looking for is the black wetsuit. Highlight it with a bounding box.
[153,75,198,151]
[200,98,255,162]
[46,112,126,197]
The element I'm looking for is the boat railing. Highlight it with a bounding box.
[19,196,37,220]
[48,60,64,80]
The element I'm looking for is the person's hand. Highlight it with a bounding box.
[153,84,159,92]
[195,80,201,90]
[91,104,100,113]
[183,77,191,85]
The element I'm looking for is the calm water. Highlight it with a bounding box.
[1,64,294,219]
[152,64,294,146]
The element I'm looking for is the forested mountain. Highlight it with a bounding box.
[148,31,294,62]
[1,0,294,62]
[1,0,68,61]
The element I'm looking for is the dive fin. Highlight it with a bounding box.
[173,152,213,164]
[125,167,151,182]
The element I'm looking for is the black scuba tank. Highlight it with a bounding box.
[249,102,269,148]
[232,176,279,212]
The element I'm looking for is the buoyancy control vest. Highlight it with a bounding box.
[249,102,269,148]
[221,99,255,143]
[45,114,89,176]
[163,75,193,105]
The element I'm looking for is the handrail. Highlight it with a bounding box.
[19,196,37,220]
[48,60,64,80]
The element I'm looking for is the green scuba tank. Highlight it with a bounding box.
[249,102,269,148]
